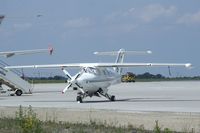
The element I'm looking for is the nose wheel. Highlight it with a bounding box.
[76,95,83,103]
[110,95,115,101]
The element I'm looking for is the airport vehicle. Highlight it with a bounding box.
[5,49,191,102]
[121,72,136,82]
[0,48,53,96]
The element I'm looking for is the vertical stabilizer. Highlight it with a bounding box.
[114,49,125,74]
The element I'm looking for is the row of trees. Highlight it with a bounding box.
[28,75,66,80]
[27,72,200,80]
[136,72,200,80]
[136,72,165,79]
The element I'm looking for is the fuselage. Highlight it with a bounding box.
[75,67,121,94]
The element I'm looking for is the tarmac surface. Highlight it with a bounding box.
[1,81,200,113]
[1,81,200,131]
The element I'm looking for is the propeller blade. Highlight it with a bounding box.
[71,71,83,82]
[75,83,82,88]
[62,83,72,94]
[74,73,81,80]
[61,67,72,80]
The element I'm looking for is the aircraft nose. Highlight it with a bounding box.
[76,78,84,84]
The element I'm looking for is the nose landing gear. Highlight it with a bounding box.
[110,95,115,101]
[76,95,83,103]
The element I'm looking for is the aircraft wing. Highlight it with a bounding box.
[5,63,192,69]
[0,47,53,58]
[94,63,192,68]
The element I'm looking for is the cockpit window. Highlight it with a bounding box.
[102,69,108,75]
[84,67,100,75]
[103,69,113,76]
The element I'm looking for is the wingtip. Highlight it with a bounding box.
[93,52,98,55]
[185,63,192,68]
[147,50,152,54]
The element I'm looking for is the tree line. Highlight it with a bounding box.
[26,72,200,80]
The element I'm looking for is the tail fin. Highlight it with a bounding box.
[94,49,152,74]
[114,49,125,74]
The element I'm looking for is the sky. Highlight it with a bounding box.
[0,0,200,77]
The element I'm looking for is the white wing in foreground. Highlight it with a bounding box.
[5,63,192,69]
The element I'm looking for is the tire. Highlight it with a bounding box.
[110,95,115,101]
[76,96,82,103]
[16,89,23,96]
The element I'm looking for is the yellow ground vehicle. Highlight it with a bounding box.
[121,72,135,82]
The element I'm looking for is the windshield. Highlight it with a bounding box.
[84,67,100,75]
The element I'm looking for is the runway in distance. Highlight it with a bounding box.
[5,49,192,103]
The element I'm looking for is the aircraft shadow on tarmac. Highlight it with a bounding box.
[25,97,200,103]
[83,98,200,103]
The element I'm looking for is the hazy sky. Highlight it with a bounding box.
[0,0,200,77]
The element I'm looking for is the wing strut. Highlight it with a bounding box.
[168,66,172,76]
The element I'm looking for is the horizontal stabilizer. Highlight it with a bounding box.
[94,49,152,56]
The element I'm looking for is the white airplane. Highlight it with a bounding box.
[0,47,53,58]
[5,49,191,103]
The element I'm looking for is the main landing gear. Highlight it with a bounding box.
[76,94,115,103]
[98,88,116,102]
[75,88,116,103]
[103,93,116,102]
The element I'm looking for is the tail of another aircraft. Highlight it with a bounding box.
[94,49,152,74]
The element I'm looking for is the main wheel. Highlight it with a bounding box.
[16,89,23,96]
[76,96,83,103]
[110,95,115,101]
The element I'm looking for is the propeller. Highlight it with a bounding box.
[61,68,83,94]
